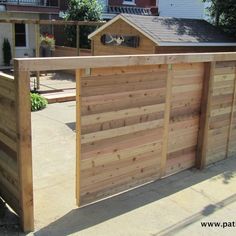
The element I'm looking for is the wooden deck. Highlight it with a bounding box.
[41,89,76,104]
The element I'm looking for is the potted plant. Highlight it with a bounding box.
[2,38,12,66]
[40,33,55,57]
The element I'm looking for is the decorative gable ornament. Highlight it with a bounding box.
[101,34,140,48]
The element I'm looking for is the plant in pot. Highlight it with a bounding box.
[40,33,55,57]
[2,38,12,66]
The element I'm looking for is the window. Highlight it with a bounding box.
[15,24,27,47]
[123,0,136,5]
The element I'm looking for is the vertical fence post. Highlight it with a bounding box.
[14,60,34,232]
[35,23,40,90]
[76,69,82,206]
[12,23,15,60]
[226,67,236,158]
[161,64,173,177]
[196,62,216,169]
[76,25,80,56]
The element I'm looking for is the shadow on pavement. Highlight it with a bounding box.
[0,198,20,235]
[33,158,236,236]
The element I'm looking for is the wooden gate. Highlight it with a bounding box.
[0,67,33,232]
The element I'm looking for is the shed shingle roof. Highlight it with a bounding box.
[89,14,236,45]
[122,14,236,44]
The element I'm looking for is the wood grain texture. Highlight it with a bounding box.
[78,65,165,205]
[0,73,20,217]
[14,64,34,232]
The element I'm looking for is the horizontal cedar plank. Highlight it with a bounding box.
[214,67,235,75]
[81,119,164,144]
[80,165,161,205]
[207,143,227,155]
[0,125,17,143]
[209,113,231,124]
[81,151,161,187]
[209,118,231,130]
[215,61,236,68]
[0,168,20,199]
[165,151,195,176]
[210,107,231,117]
[81,104,165,127]
[81,80,165,96]
[0,102,16,123]
[213,80,235,89]
[208,126,229,136]
[0,131,17,152]
[0,115,17,133]
[169,116,199,131]
[206,151,226,165]
[82,128,163,159]
[214,74,235,82]
[0,87,15,101]
[167,145,196,159]
[82,88,165,106]
[172,63,204,71]
[171,90,202,102]
[82,111,164,134]
[0,74,14,87]
[168,131,198,151]
[172,75,203,86]
[211,94,233,106]
[81,88,166,115]
[170,103,201,119]
[169,126,199,139]
[171,100,201,110]
[172,83,202,94]
[213,87,234,96]
[0,154,18,180]
[80,164,161,199]
[211,101,232,111]
[89,65,167,76]
[81,141,162,170]
[81,71,167,87]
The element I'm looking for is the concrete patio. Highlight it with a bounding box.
[0,102,236,236]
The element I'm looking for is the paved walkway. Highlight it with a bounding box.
[0,102,236,236]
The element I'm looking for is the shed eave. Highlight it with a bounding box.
[88,14,158,45]
[157,42,236,46]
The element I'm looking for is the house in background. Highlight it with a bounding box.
[0,0,59,65]
[158,0,209,20]
[100,0,158,19]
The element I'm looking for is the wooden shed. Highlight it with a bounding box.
[88,14,236,55]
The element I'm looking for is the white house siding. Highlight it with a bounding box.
[158,0,205,19]
[0,12,39,66]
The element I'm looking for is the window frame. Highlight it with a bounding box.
[123,0,136,6]
[15,23,29,49]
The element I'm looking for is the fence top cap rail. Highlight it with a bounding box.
[0,72,14,80]
[0,19,106,26]
[14,52,236,72]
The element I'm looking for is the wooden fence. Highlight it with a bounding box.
[0,71,33,232]
[1,52,235,232]
[52,46,92,57]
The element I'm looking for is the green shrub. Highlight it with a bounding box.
[2,38,12,66]
[31,93,48,112]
